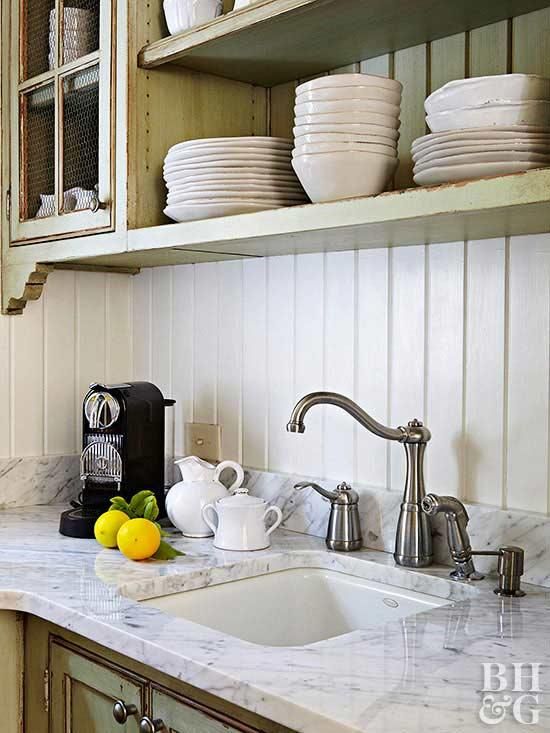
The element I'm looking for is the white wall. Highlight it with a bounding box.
[132,234,550,515]
[0,269,132,458]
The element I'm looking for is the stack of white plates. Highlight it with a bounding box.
[414,74,550,185]
[291,73,402,202]
[163,137,307,222]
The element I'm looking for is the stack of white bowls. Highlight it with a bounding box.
[291,73,402,203]
[49,7,96,68]
[413,73,550,185]
[163,137,308,222]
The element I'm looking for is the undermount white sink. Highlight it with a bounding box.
[141,567,449,647]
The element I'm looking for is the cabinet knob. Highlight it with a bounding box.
[112,700,138,724]
[90,185,108,213]
[139,717,166,733]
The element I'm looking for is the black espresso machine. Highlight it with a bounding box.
[60,382,175,538]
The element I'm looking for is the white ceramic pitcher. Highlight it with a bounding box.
[202,489,283,551]
[165,456,244,537]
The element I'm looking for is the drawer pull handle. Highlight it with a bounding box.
[139,717,166,733]
[112,700,138,724]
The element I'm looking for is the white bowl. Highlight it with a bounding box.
[425,74,550,115]
[295,99,400,117]
[414,149,550,174]
[294,131,397,148]
[296,85,401,105]
[293,141,397,157]
[414,160,546,186]
[164,201,284,222]
[413,139,550,164]
[294,122,400,141]
[426,101,550,132]
[297,73,402,96]
[295,111,401,129]
[292,151,398,203]
[163,0,222,35]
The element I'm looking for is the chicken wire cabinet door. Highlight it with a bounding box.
[11,0,113,244]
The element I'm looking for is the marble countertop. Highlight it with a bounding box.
[1,505,549,733]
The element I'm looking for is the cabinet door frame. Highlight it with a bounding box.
[9,0,115,245]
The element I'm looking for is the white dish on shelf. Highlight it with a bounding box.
[292,150,397,203]
[294,131,397,148]
[166,171,301,186]
[413,140,550,164]
[168,137,292,154]
[426,101,550,132]
[412,126,550,154]
[169,179,304,193]
[413,159,547,186]
[297,73,402,96]
[425,74,550,115]
[295,111,400,129]
[164,201,285,222]
[164,161,293,178]
[296,85,401,105]
[294,98,400,117]
[294,122,399,140]
[165,150,292,165]
[167,193,306,206]
[163,0,222,35]
[414,150,550,174]
[293,141,397,157]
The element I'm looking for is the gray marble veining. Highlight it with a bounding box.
[0,505,549,733]
[0,455,80,508]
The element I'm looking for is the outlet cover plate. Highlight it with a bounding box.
[184,422,222,462]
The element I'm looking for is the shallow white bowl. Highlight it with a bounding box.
[294,98,400,117]
[292,151,398,203]
[296,85,401,105]
[295,111,400,129]
[414,160,546,186]
[297,73,402,96]
[294,131,397,148]
[413,139,550,164]
[414,149,550,174]
[165,150,291,167]
[412,126,550,155]
[427,101,550,132]
[164,201,285,222]
[164,159,293,175]
[425,74,550,115]
[167,190,307,204]
[163,0,222,35]
[169,178,304,192]
[167,170,300,186]
[293,141,397,157]
[294,122,399,141]
[167,136,292,155]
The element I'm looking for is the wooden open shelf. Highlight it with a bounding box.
[139,0,550,86]
[29,168,550,269]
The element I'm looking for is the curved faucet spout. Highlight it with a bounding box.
[287,391,406,442]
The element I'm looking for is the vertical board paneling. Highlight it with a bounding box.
[44,270,76,455]
[360,54,391,78]
[469,21,509,76]
[464,239,506,505]
[389,246,425,492]
[171,265,195,457]
[269,81,297,139]
[393,44,427,189]
[151,267,173,397]
[217,261,243,462]
[429,33,466,91]
[356,248,389,488]
[513,7,550,75]
[324,251,356,481]
[266,256,295,473]
[242,258,268,469]
[294,253,325,478]
[11,297,44,456]
[425,243,464,496]
[0,314,10,457]
[105,274,132,383]
[193,263,219,424]
[131,269,153,381]
[507,235,550,513]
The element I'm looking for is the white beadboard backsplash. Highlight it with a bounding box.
[132,234,550,516]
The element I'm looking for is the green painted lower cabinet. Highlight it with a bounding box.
[24,616,292,733]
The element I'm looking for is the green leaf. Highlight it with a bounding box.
[152,540,185,560]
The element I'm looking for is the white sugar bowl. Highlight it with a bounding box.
[202,489,283,551]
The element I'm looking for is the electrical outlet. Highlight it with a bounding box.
[184,422,222,462]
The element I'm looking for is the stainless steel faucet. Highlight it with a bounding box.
[287,391,433,568]
[422,493,526,597]
[294,481,363,552]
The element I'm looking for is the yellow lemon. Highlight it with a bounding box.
[117,518,161,561]
[94,510,129,549]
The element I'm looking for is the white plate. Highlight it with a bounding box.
[412,128,550,156]
[164,201,285,222]
[296,85,401,105]
[295,111,401,129]
[168,179,304,192]
[294,99,400,117]
[426,101,550,133]
[164,153,292,169]
[165,148,292,164]
[166,171,301,186]
[167,192,306,205]
[413,160,547,186]
[167,137,292,155]
[167,187,306,201]
[293,141,397,157]
[296,73,402,96]
[425,74,550,115]
[414,150,550,174]
[294,122,399,141]
[164,163,293,181]
[414,140,550,164]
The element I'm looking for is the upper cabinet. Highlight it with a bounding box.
[11,0,113,243]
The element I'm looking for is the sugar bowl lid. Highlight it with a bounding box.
[218,488,265,507]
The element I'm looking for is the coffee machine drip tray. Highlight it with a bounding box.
[80,441,122,486]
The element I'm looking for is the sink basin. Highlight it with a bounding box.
[141,567,448,646]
